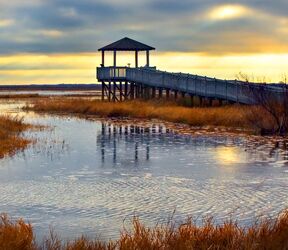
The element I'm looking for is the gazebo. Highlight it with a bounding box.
[97,37,156,102]
[98,37,155,68]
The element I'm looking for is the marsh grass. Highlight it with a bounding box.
[0,94,40,99]
[1,210,288,249]
[0,214,35,250]
[30,98,288,135]
[27,98,255,130]
[0,115,30,158]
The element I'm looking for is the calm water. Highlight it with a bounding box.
[0,99,288,241]
[0,90,101,96]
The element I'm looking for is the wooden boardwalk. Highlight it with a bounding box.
[97,66,284,105]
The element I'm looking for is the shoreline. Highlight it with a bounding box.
[25,98,254,130]
[24,97,287,136]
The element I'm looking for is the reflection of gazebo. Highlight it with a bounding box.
[98,37,155,68]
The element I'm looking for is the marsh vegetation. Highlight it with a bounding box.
[26,98,287,135]
[0,94,40,99]
[0,115,31,158]
[236,72,288,135]
[1,210,288,250]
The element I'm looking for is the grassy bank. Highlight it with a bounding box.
[27,98,255,130]
[1,210,288,250]
[0,116,30,158]
[27,98,278,134]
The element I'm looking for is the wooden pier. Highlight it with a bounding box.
[97,37,285,105]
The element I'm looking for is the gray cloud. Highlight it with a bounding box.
[0,0,287,55]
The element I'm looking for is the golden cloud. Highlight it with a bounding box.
[39,30,64,38]
[208,4,251,21]
[0,19,14,27]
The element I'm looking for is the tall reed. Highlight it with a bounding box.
[0,115,30,158]
[1,210,288,249]
[28,99,253,130]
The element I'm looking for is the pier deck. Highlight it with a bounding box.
[97,66,284,105]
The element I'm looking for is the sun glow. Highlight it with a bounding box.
[209,5,249,20]
[215,147,242,166]
[0,52,288,84]
[0,19,14,27]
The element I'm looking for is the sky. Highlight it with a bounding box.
[0,0,288,84]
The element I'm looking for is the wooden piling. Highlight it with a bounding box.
[124,82,128,100]
[101,82,105,101]
[113,82,116,102]
[190,94,194,107]
[166,89,170,99]
[130,82,134,99]
[199,96,203,106]
[140,84,144,99]
[152,87,156,98]
[119,82,123,101]
[208,98,213,106]
[159,88,163,98]
[108,82,111,102]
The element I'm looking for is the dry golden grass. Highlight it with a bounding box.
[0,94,40,99]
[0,115,30,158]
[1,210,288,249]
[116,213,288,250]
[27,98,254,130]
[0,214,35,250]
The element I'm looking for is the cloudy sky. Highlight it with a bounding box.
[0,0,288,84]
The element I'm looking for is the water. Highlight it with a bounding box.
[0,90,101,96]
[0,99,288,241]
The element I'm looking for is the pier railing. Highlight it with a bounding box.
[97,67,127,81]
[97,66,285,104]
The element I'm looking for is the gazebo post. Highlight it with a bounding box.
[113,50,117,67]
[146,50,150,67]
[101,51,105,66]
[113,50,117,78]
[135,51,138,68]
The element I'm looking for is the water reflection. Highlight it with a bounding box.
[0,90,101,97]
[98,123,171,167]
[95,121,288,172]
[97,122,247,171]
[0,101,288,241]
[215,147,242,166]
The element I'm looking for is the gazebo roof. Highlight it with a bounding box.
[98,37,155,51]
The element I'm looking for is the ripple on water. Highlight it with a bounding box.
[0,174,287,240]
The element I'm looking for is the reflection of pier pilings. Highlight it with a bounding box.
[135,142,138,161]
[113,137,116,164]
[98,122,288,168]
[97,122,171,167]
[146,142,150,160]
[101,123,105,163]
